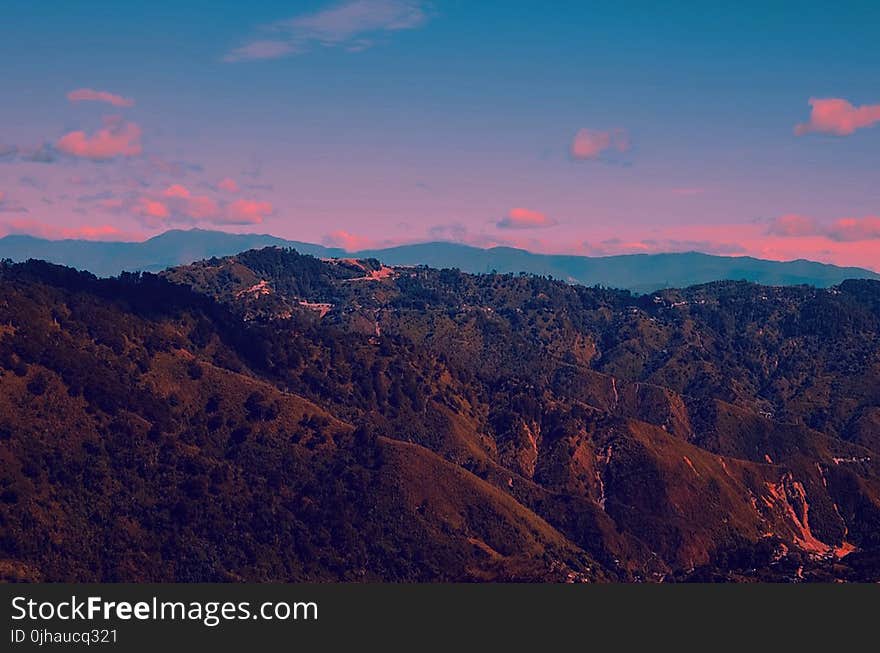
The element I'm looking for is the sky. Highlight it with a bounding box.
[2,0,880,269]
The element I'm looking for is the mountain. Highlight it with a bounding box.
[354,243,880,293]
[2,228,877,292]
[0,229,340,277]
[2,247,879,582]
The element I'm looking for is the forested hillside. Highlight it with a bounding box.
[2,249,879,582]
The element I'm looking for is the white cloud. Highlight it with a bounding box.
[225,0,432,62]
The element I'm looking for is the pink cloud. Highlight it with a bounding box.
[67,88,135,108]
[2,218,136,241]
[322,230,379,251]
[827,216,880,242]
[131,198,170,229]
[766,213,819,237]
[764,213,880,242]
[56,119,142,160]
[101,183,274,229]
[136,198,170,219]
[794,97,880,136]
[159,184,221,220]
[218,177,240,193]
[570,128,630,160]
[497,207,557,229]
[162,184,191,199]
[222,199,274,224]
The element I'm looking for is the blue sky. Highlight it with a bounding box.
[2,1,880,267]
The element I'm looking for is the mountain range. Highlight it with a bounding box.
[1,228,877,293]
[2,247,879,582]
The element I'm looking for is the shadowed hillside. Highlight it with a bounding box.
[2,249,880,582]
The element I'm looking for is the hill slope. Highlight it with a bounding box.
[3,249,880,581]
[0,261,600,582]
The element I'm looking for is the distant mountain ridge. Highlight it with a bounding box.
[0,230,340,277]
[1,228,877,292]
